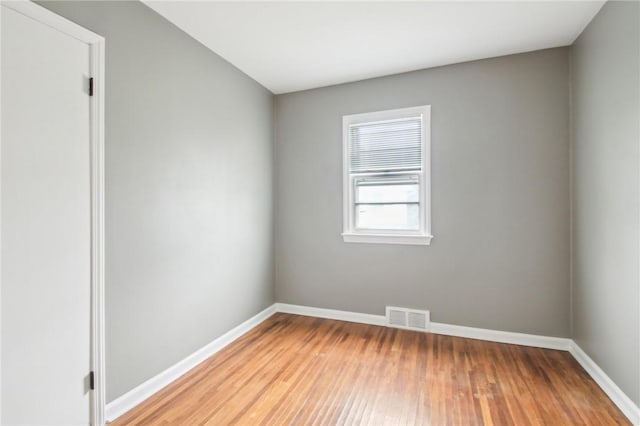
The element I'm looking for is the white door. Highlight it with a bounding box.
[1,4,101,425]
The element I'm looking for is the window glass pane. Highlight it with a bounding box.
[355,204,419,230]
[356,181,419,203]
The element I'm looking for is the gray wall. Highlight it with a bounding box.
[275,48,571,337]
[571,0,640,406]
[40,1,275,402]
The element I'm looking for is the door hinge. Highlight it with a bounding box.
[89,77,94,97]
[89,371,95,390]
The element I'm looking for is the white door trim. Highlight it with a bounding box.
[0,1,106,424]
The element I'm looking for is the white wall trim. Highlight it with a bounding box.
[275,303,386,326]
[342,233,433,246]
[0,4,3,422]
[429,322,571,351]
[275,303,570,350]
[89,31,107,426]
[569,341,640,425]
[105,305,277,422]
[0,4,4,421]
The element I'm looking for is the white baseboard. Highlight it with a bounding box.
[569,341,640,425]
[105,304,277,422]
[429,322,571,351]
[275,303,386,326]
[276,303,569,351]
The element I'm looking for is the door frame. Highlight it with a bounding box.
[0,1,106,424]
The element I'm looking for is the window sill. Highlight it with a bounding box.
[342,233,433,246]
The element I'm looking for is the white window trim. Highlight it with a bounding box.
[342,105,433,246]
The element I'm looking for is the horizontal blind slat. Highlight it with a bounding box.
[349,116,422,173]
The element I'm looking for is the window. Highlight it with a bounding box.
[342,105,432,245]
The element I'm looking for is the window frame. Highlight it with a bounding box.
[342,105,433,245]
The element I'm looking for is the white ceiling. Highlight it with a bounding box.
[143,1,605,94]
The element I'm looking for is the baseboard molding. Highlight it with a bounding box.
[275,303,386,326]
[569,341,640,425]
[276,303,570,350]
[105,304,277,422]
[429,322,571,351]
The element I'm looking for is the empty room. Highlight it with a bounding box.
[1,0,639,424]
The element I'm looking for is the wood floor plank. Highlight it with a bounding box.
[111,313,631,425]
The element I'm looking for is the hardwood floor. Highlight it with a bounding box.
[112,313,630,425]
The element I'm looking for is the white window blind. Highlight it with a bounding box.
[348,116,423,173]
